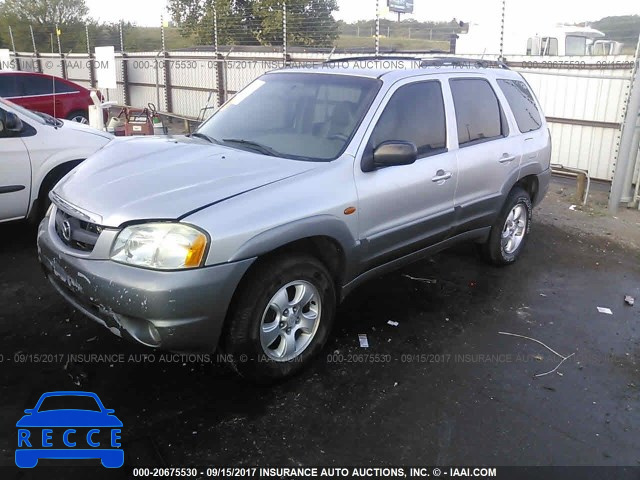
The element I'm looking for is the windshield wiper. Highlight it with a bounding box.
[222,138,281,157]
[36,112,62,127]
[190,132,219,144]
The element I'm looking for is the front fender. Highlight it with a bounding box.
[228,215,360,279]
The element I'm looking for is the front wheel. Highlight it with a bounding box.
[222,253,336,383]
[479,187,532,266]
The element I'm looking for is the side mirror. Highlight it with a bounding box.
[373,141,418,168]
[5,112,23,133]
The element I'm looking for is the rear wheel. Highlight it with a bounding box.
[222,253,336,383]
[67,110,89,124]
[479,187,532,266]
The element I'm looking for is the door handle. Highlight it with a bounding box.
[499,154,516,164]
[432,170,452,183]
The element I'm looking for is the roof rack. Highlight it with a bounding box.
[420,56,510,69]
[323,55,510,70]
[323,55,423,64]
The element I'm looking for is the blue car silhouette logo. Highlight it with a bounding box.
[16,391,123,468]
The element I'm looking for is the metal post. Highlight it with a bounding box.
[213,0,219,55]
[119,21,125,52]
[282,1,287,63]
[609,34,640,213]
[375,0,380,56]
[8,26,20,71]
[499,0,506,60]
[9,26,16,52]
[86,25,96,88]
[30,25,42,72]
[56,24,66,79]
[161,15,166,52]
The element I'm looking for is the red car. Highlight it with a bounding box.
[0,71,96,124]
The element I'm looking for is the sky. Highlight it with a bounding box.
[86,0,639,27]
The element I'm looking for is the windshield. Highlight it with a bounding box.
[0,97,45,124]
[197,73,381,162]
[566,35,587,56]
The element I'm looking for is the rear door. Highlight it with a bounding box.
[15,74,58,117]
[496,78,549,171]
[449,76,522,233]
[354,78,458,270]
[0,106,32,221]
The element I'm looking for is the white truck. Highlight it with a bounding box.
[457,23,623,56]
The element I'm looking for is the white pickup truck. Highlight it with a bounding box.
[0,97,112,223]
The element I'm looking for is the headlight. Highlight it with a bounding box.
[110,223,208,270]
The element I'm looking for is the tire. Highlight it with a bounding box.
[32,161,83,222]
[222,253,336,383]
[67,110,89,124]
[479,187,532,266]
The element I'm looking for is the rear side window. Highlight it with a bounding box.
[497,79,543,133]
[54,79,79,93]
[0,75,22,97]
[21,75,55,96]
[370,81,447,158]
[450,78,507,147]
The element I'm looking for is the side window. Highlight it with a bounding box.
[21,75,54,96]
[370,81,446,158]
[0,75,22,98]
[54,79,78,94]
[450,79,508,147]
[497,79,542,133]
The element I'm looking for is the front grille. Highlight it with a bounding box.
[54,208,103,252]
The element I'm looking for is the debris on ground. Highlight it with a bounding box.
[402,274,437,284]
[597,307,613,315]
[86,336,97,342]
[569,205,577,211]
[499,331,576,378]
[358,334,369,348]
[624,296,635,306]
[387,321,399,327]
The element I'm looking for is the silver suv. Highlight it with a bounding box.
[38,58,551,381]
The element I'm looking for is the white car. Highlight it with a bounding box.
[0,97,113,223]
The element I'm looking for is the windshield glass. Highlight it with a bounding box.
[197,73,381,162]
[0,97,45,124]
[566,35,587,55]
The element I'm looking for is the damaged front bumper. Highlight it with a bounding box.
[37,208,254,351]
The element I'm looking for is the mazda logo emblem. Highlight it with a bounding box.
[62,220,72,242]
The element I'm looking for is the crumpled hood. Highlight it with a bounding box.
[53,136,318,227]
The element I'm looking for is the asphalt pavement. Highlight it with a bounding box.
[1,204,639,477]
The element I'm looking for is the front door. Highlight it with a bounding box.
[354,79,457,271]
[0,107,32,221]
